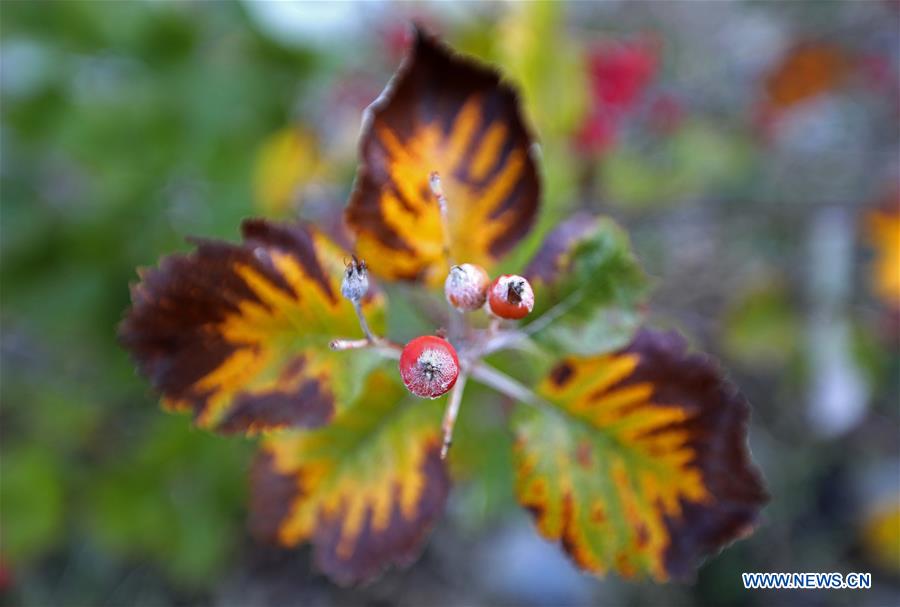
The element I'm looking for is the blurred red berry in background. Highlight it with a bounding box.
[574,35,661,156]
[586,38,659,113]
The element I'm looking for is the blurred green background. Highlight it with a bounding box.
[2,2,898,606]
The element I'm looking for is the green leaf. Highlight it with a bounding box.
[513,329,768,581]
[250,370,450,586]
[0,446,64,562]
[524,214,648,356]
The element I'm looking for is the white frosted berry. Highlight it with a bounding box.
[444,263,490,312]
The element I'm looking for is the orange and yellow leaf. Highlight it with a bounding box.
[119,220,385,434]
[866,201,900,310]
[765,42,848,109]
[513,329,768,581]
[861,499,900,573]
[249,371,449,585]
[253,127,321,217]
[346,29,540,284]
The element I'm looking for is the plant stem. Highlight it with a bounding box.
[479,292,582,356]
[488,317,501,335]
[352,299,376,342]
[330,337,401,360]
[448,307,465,347]
[522,291,581,336]
[429,171,454,266]
[330,338,370,350]
[469,362,552,412]
[440,370,467,460]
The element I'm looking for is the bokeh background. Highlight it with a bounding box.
[2,2,899,606]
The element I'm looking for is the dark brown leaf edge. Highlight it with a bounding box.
[543,328,770,580]
[346,26,541,282]
[118,219,371,434]
[247,366,451,588]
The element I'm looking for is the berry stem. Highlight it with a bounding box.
[330,337,371,350]
[469,362,558,416]
[522,290,582,336]
[448,307,465,347]
[479,292,584,357]
[440,370,468,460]
[330,337,401,360]
[352,299,376,342]
[429,171,469,348]
[488,317,501,335]
[429,171,454,266]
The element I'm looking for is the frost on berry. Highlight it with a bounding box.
[489,274,535,319]
[341,255,369,301]
[400,336,459,399]
[445,263,490,311]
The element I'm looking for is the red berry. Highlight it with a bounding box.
[488,274,534,320]
[399,336,460,399]
[444,263,490,311]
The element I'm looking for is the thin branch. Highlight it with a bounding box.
[448,306,465,347]
[479,291,582,356]
[488,317,501,336]
[469,362,555,413]
[352,299,376,342]
[429,171,454,266]
[330,338,371,351]
[330,337,401,360]
[440,371,468,460]
[522,290,582,336]
[430,171,468,347]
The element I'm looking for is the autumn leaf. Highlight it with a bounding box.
[346,28,540,284]
[861,499,900,573]
[495,1,588,136]
[525,213,648,355]
[513,329,768,581]
[119,219,385,434]
[253,126,322,217]
[866,200,900,310]
[249,370,449,585]
[765,42,848,109]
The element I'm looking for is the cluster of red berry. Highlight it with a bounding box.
[400,264,534,399]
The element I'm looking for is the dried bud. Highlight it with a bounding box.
[341,255,369,301]
[444,263,490,311]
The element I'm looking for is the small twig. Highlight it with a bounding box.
[522,291,582,336]
[488,317,501,336]
[480,328,527,357]
[330,337,401,360]
[479,292,582,357]
[352,299,376,342]
[440,370,468,460]
[330,338,371,351]
[429,171,454,266]
[448,307,465,347]
[469,362,556,414]
[430,170,466,348]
